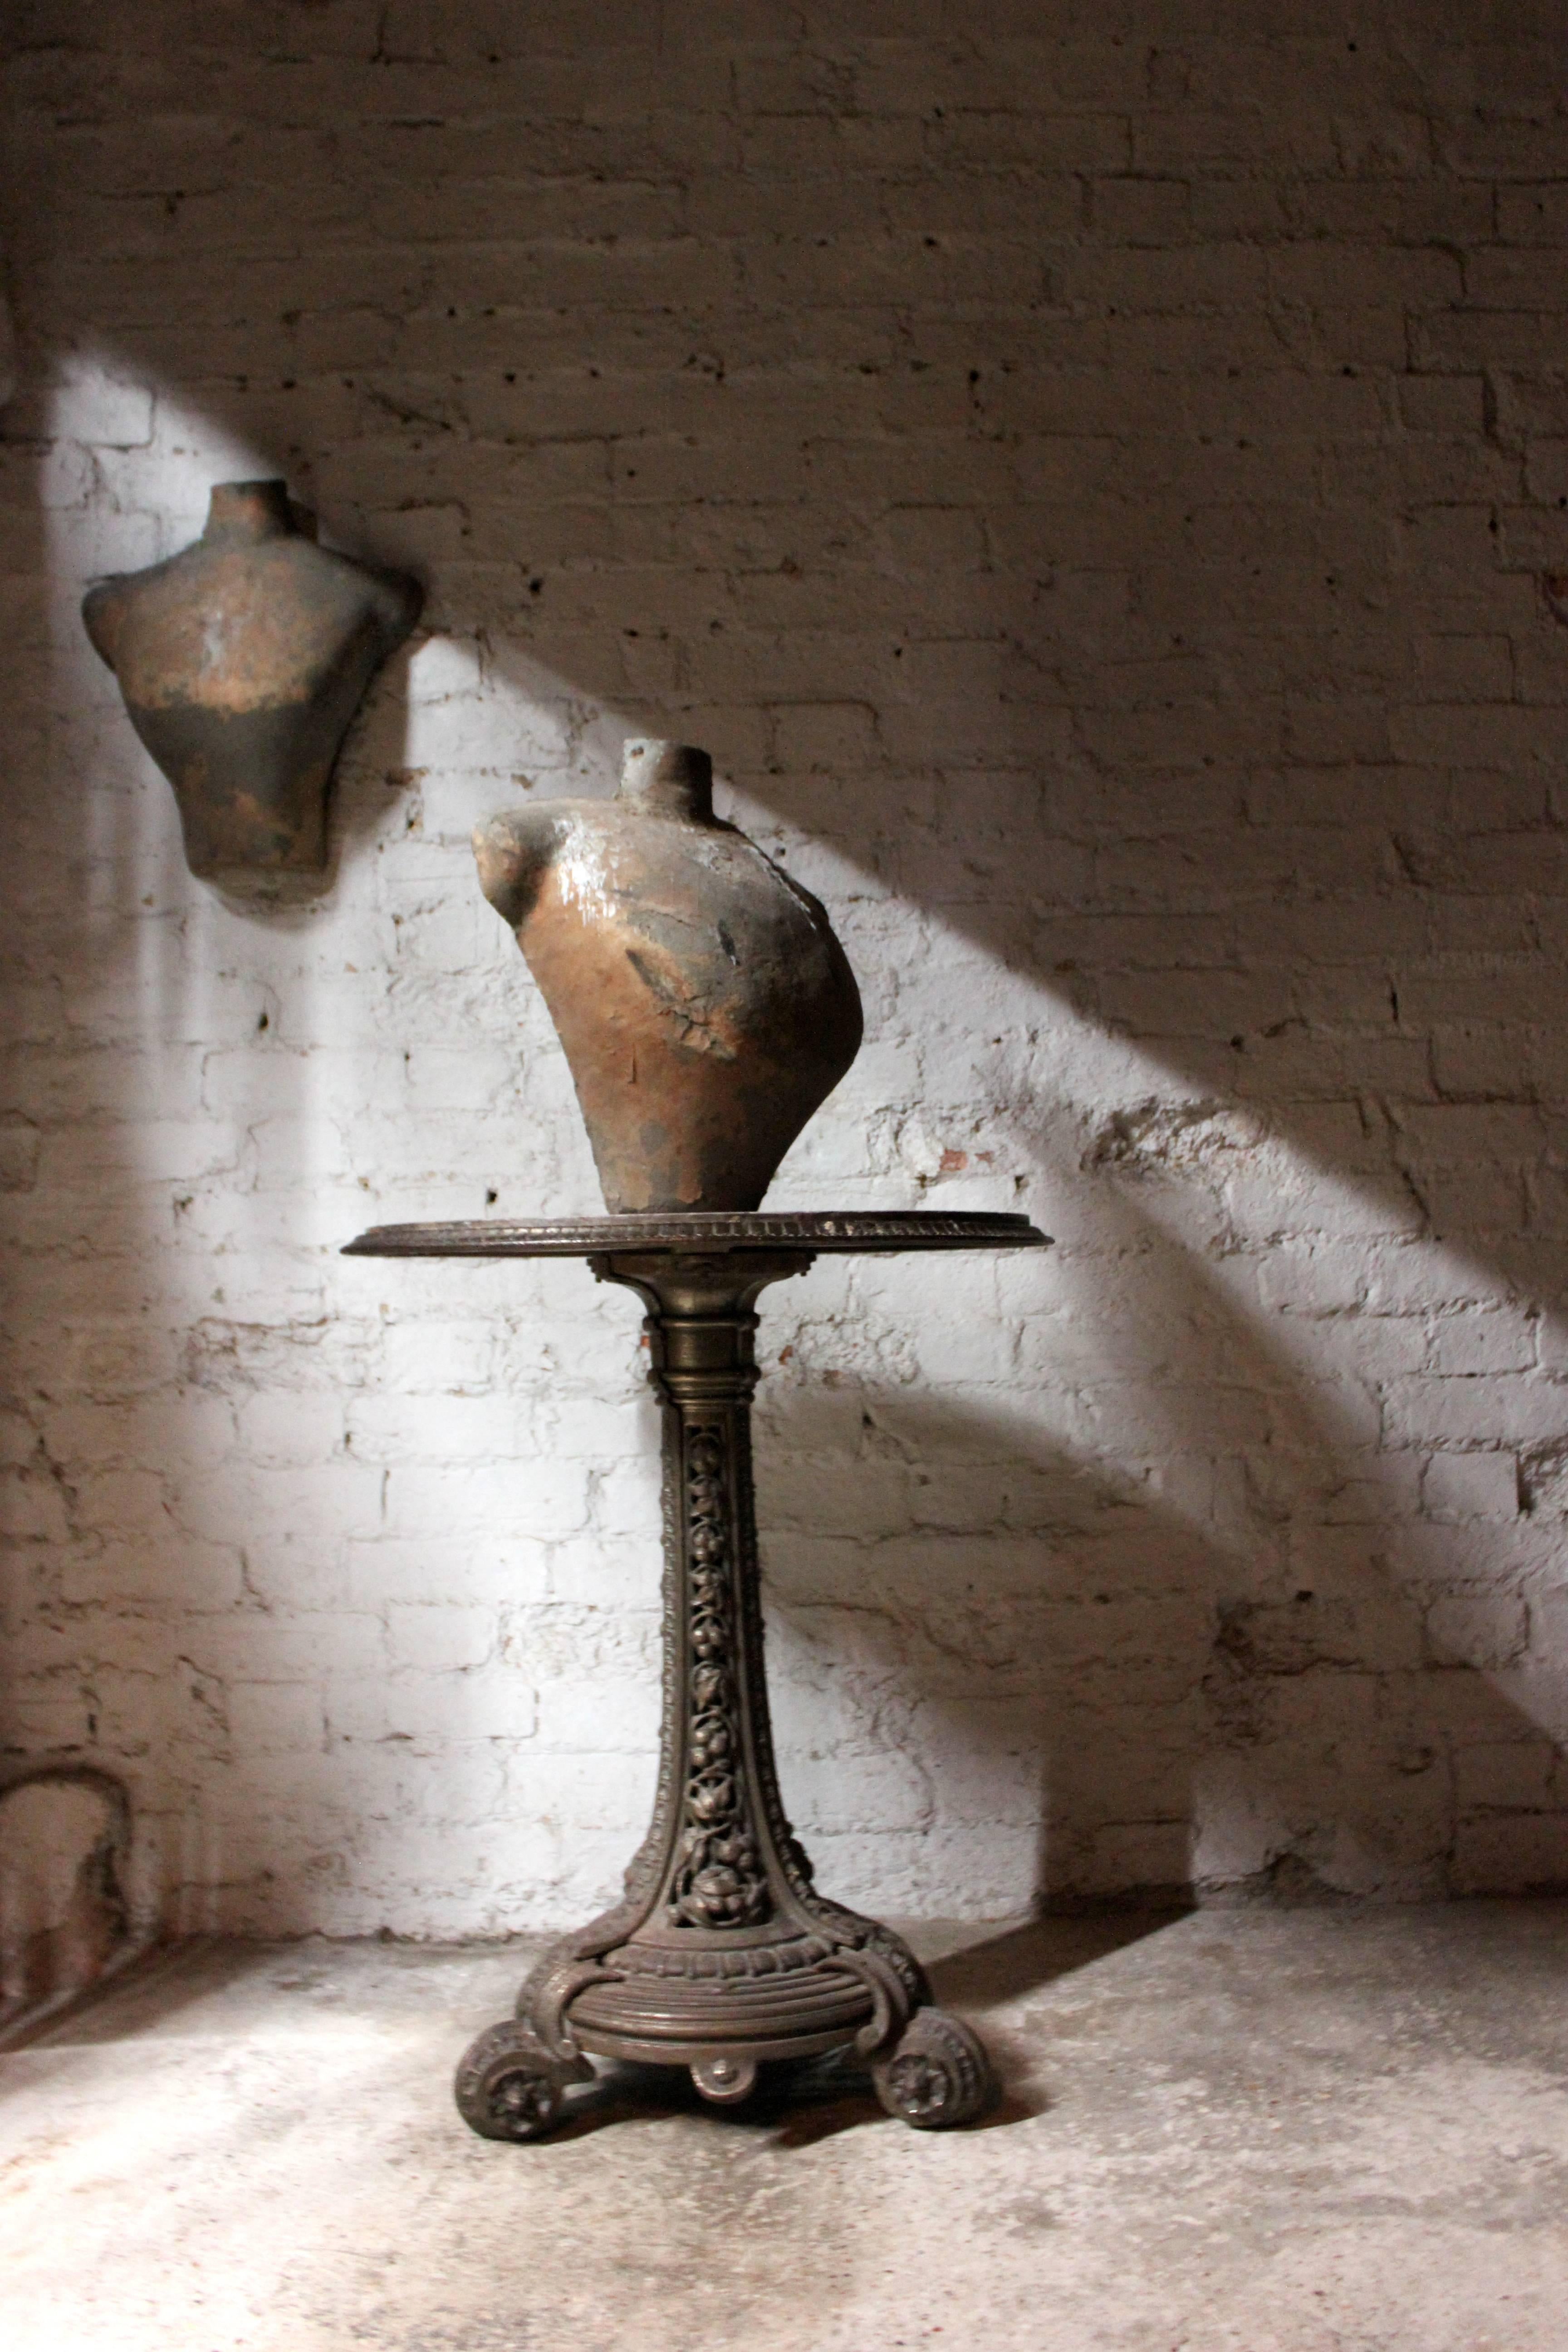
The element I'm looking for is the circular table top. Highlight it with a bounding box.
[343,1210,1051,1259]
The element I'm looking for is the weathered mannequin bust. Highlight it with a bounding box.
[474,740,863,1211]
[83,480,421,883]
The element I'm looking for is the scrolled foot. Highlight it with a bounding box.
[454,2019,589,2143]
[872,2007,998,2131]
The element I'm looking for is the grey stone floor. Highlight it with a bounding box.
[4,1902,1568,2351]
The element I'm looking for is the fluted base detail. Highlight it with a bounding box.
[568,1932,876,2055]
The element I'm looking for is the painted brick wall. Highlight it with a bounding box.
[5,1,1568,1960]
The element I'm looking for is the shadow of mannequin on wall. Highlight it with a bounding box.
[751,1168,1568,1912]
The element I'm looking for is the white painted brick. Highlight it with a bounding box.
[232,1393,346,1468]
[181,1613,386,1687]
[8,14,1568,1944]
[590,1455,665,1539]
[1454,1738,1556,1812]
[345,1535,552,1609]
[1423,1452,1520,1520]
[1453,1813,1568,1895]
[533,1676,661,1754]
[556,1535,662,1610]
[382,1666,534,1743]
[54,366,154,448]
[1426,1313,1539,1377]
[1426,1595,1529,1669]
[0,1468,72,1546]
[323,1675,397,1745]
[1384,1378,1568,1449]
[781,1745,933,1836]
[386,1602,495,1673]
[228,1680,326,1757]
[171,1463,383,1549]
[402,1043,518,1112]
[59,1536,246,1610]
[382,1462,589,1541]
[377,1320,496,1394]
[543,1396,656,1459]
[344,1391,530,1465]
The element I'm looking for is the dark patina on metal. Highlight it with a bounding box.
[344,1208,1050,2139]
[82,480,421,884]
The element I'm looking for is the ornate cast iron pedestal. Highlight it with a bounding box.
[345,1210,1048,2138]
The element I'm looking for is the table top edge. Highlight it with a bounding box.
[342,1210,1053,1260]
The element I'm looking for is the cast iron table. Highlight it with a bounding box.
[344,1210,1050,2136]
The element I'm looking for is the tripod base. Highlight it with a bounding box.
[456,1875,998,2137]
[454,1997,998,2140]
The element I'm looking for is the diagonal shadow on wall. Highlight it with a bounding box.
[752,1163,1568,1912]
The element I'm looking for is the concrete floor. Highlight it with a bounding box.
[4,1904,1568,2351]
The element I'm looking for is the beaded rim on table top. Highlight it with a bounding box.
[342,1210,1052,1258]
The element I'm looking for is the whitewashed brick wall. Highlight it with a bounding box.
[5,3,1568,1960]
